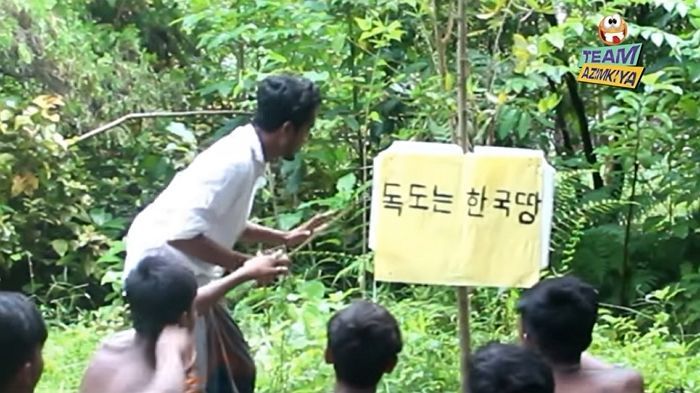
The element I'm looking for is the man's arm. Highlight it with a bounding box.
[194,251,291,312]
[238,221,288,245]
[239,212,335,247]
[168,235,253,272]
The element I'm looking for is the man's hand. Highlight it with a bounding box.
[283,211,335,247]
[240,250,291,285]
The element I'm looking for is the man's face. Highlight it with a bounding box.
[279,111,316,161]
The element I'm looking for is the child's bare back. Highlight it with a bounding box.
[554,354,643,393]
[79,330,156,393]
[80,328,193,393]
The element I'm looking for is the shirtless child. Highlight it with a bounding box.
[79,251,289,393]
[517,276,644,393]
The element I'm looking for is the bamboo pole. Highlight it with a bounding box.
[455,0,472,390]
[69,109,251,144]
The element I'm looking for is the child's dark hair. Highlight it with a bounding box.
[124,256,198,340]
[0,291,47,389]
[253,74,321,131]
[469,342,554,393]
[517,276,599,364]
[327,300,403,388]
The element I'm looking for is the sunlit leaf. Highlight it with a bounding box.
[11,172,39,197]
[18,43,32,64]
[299,280,325,300]
[33,95,64,109]
[546,32,565,50]
[336,172,356,194]
[51,239,69,257]
[166,122,196,144]
[354,17,372,31]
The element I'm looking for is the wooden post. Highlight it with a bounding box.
[455,0,471,391]
[457,287,470,391]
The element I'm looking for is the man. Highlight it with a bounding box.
[122,74,329,393]
[0,291,47,393]
[517,276,644,393]
[82,251,291,393]
[325,300,403,393]
[468,342,554,393]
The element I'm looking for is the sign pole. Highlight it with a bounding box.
[455,0,472,391]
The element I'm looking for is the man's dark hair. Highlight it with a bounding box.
[469,342,554,393]
[327,300,403,389]
[253,74,321,131]
[124,256,198,339]
[517,276,599,364]
[0,292,47,389]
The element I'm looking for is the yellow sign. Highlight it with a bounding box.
[370,143,554,288]
[577,64,644,89]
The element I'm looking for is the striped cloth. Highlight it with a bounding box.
[195,302,256,393]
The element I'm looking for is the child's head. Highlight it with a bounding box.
[325,300,403,389]
[0,292,47,393]
[125,255,198,340]
[517,276,599,364]
[469,342,554,393]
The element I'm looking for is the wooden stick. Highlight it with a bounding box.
[455,0,472,390]
[69,109,252,144]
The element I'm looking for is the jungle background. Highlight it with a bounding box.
[0,0,699,392]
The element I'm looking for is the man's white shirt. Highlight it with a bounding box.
[122,124,266,284]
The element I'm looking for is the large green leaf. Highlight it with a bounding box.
[51,239,68,257]
[497,106,519,139]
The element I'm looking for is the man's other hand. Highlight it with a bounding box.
[283,211,335,247]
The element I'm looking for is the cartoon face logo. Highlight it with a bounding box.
[598,14,628,45]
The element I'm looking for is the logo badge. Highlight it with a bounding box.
[598,14,629,45]
[576,14,644,89]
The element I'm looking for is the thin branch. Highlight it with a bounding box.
[599,302,654,320]
[432,0,449,86]
[456,0,471,152]
[455,0,472,390]
[547,77,574,154]
[621,97,644,306]
[441,10,456,44]
[70,109,251,144]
